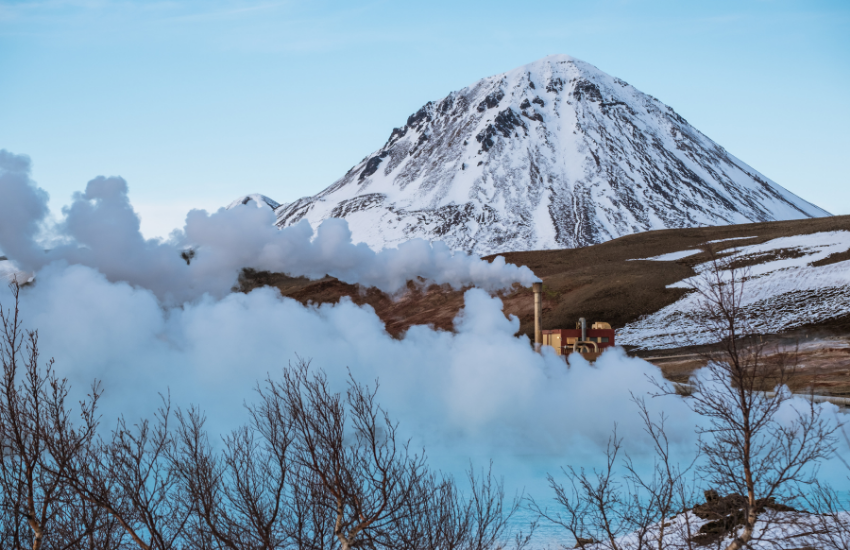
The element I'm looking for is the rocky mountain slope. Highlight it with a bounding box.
[259,54,828,255]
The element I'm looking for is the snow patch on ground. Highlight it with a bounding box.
[618,231,850,349]
[574,510,850,550]
[629,249,702,261]
[705,235,757,244]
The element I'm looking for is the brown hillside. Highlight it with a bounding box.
[240,215,850,341]
[239,215,850,397]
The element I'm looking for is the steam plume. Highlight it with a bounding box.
[2,149,845,532]
[0,150,538,303]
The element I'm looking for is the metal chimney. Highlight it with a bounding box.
[533,282,543,350]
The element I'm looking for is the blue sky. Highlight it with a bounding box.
[1,0,848,238]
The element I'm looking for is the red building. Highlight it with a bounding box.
[541,322,615,357]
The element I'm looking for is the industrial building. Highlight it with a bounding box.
[532,282,615,360]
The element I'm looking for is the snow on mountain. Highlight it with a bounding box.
[226,194,281,210]
[265,54,828,255]
[618,230,850,349]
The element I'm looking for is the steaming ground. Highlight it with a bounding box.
[0,147,698,480]
[13,262,696,462]
[11,264,850,545]
[2,149,848,545]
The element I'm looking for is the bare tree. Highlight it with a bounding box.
[797,418,850,550]
[796,482,850,550]
[0,282,109,550]
[622,397,701,550]
[288,466,338,550]
[3,281,528,550]
[533,248,844,549]
[48,396,189,550]
[171,403,300,550]
[47,498,128,550]
[253,360,529,550]
[529,429,636,549]
[463,465,533,550]
[260,361,433,550]
[530,413,699,550]
[679,250,838,550]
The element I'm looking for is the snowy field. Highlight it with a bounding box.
[618,231,850,349]
[629,248,703,261]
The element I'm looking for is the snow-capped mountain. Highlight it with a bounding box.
[270,55,830,254]
[226,194,281,210]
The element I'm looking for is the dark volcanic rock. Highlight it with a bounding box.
[477,90,505,112]
[689,490,797,546]
[385,126,408,147]
[359,156,383,180]
[406,103,433,127]
[546,77,565,93]
[523,110,544,122]
[330,193,386,217]
[573,79,602,102]
[476,108,526,151]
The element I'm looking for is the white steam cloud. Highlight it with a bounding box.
[7,263,702,480]
[0,150,538,303]
[8,263,846,500]
[1,150,846,544]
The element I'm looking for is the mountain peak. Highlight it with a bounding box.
[271,56,829,254]
[227,194,281,211]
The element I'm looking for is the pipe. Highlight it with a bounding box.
[573,341,598,353]
[533,282,542,350]
[579,317,586,342]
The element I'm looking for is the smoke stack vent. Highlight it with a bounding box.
[533,282,543,350]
